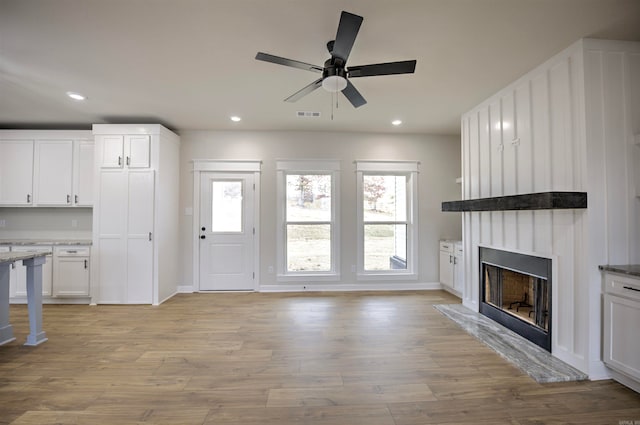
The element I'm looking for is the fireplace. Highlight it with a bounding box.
[479,247,552,351]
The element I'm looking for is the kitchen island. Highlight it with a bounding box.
[0,251,49,346]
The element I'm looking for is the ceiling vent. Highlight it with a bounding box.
[296,111,321,118]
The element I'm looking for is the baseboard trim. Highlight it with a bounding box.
[177,285,195,293]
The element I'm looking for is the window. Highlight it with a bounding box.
[277,160,340,281]
[356,161,418,279]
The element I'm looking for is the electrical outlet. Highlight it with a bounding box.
[71,219,78,228]
[267,266,274,274]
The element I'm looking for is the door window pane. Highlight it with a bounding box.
[363,175,406,221]
[286,174,331,221]
[211,181,242,232]
[287,224,331,271]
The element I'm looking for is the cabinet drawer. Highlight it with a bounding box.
[440,241,454,252]
[604,272,640,302]
[54,246,90,257]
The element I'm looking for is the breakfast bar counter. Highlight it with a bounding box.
[0,251,49,346]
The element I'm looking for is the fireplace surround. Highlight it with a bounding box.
[479,247,552,351]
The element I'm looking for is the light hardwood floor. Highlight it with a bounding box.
[1,291,639,424]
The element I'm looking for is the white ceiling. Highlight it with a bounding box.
[1,0,639,136]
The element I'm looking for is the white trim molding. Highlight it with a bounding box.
[276,159,341,282]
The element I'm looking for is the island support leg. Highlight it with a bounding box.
[0,263,16,345]
[23,256,47,346]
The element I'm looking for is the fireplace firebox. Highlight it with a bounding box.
[480,247,552,351]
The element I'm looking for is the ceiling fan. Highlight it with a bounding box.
[255,11,417,108]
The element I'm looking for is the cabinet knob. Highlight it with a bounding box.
[75,195,79,204]
[27,194,31,203]
[118,156,122,166]
[200,235,206,240]
[67,194,71,204]
[201,227,206,231]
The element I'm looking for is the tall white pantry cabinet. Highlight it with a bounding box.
[91,124,180,305]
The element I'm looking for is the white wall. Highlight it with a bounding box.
[0,207,92,240]
[461,38,640,377]
[178,130,461,290]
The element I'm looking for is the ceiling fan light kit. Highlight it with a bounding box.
[255,10,417,109]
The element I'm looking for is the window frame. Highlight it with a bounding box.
[355,160,419,280]
[276,160,340,281]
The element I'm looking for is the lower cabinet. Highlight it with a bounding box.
[9,245,53,297]
[5,244,90,303]
[603,271,640,392]
[440,240,462,297]
[53,246,90,297]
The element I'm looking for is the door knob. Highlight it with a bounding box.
[200,235,206,239]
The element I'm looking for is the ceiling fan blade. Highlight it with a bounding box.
[332,11,363,62]
[284,78,323,102]
[342,80,367,108]
[255,52,323,73]
[348,60,417,78]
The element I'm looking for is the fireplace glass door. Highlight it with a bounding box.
[479,247,552,351]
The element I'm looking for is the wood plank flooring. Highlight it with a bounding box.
[1,291,639,424]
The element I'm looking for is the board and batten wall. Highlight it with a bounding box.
[178,130,461,292]
[461,38,640,377]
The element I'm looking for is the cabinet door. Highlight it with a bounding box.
[53,256,90,297]
[439,250,454,288]
[126,170,155,303]
[453,247,464,293]
[100,135,124,168]
[126,135,150,168]
[96,170,127,303]
[11,248,52,297]
[74,140,94,206]
[0,140,34,205]
[604,293,640,380]
[34,140,74,205]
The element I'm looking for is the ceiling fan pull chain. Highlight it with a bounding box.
[331,92,334,121]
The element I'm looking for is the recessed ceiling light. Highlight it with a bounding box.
[230,116,241,122]
[66,91,86,101]
[392,119,402,126]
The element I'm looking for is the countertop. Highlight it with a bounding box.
[599,264,640,278]
[0,239,92,246]
[0,251,50,264]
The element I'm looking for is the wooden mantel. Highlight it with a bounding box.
[441,191,587,212]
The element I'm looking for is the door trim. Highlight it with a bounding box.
[192,160,261,291]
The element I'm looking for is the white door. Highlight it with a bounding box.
[199,173,255,291]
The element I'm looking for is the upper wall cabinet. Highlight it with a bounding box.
[0,130,94,207]
[0,140,34,205]
[100,135,150,169]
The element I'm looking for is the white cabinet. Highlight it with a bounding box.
[53,246,90,297]
[73,140,95,206]
[92,124,180,305]
[453,242,464,293]
[0,140,34,205]
[34,140,74,206]
[100,135,150,169]
[440,240,462,297]
[96,169,154,303]
[439,241,454,289]
[603,271,640,392]
[9,246,53,298]
[0,131,94,207]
